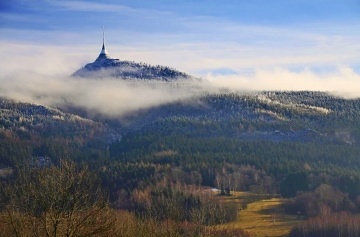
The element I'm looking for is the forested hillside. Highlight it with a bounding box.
[1,91,360,236]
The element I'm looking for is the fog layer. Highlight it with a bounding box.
[1,66,359,118]
[1,42,359,117]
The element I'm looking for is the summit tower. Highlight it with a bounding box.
[96,28,110,61]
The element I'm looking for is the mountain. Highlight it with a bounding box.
[72,41,193,81]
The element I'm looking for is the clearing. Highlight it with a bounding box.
[221,192,302,237]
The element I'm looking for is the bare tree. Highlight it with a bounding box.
[0,160,115,237]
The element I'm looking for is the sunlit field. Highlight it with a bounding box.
[221,193,302,237]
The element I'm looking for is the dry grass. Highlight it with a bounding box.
[221,193,303,237]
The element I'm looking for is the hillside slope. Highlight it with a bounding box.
[72,41,194,81]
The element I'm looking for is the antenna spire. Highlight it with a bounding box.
[98,26,108,58]
[102,26,105,47]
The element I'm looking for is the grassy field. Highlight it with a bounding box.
[221,193,302,237]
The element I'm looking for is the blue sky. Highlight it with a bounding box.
[1,0,360,79]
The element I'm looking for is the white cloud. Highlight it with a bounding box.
[206,66,360,98]
[1,64,359,121]
[2,3,359,77]
[0,72,199,117]
[49,1,131,12]
[0,41,87,76]
[1,59,359,121]
[49,0,171,17]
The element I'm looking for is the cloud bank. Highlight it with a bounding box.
[206,66,360,99]
[0,73,200,117]
[0,41,360,118]
[1,65,359,119]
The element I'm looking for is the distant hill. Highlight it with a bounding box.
[72,41,194,81]
[73,59,193,81]
[108,91,360,144]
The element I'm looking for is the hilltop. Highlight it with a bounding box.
[72,38,194,81]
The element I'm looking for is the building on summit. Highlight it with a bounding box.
[96,29,111,61]
[72,30,191,81]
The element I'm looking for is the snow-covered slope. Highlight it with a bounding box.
[73,58,192,81]
[72,43,193,81]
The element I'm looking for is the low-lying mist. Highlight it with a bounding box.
[205,66,360,99]
[1,66,359,118]
[0,73,202,117]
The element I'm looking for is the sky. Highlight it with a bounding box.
[1,0,360,114]
[1,0,359,74]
